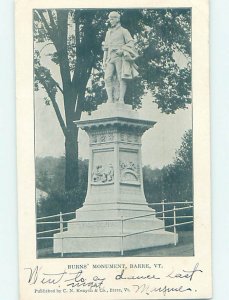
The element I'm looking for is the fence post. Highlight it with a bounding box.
[173,206,177,246]
[162,200,165,220]
[121,216,124,256]
[59,212,64,257]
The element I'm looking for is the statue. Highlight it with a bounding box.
[102,11,139,104]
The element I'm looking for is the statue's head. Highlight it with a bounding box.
[108,11,120,27]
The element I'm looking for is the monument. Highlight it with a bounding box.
[53,12,177,254]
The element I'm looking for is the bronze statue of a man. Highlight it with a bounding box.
[103,11,139,104]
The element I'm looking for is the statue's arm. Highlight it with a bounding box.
[103,50,108,68]
[123,28,134,46]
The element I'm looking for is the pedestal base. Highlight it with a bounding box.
[53,205,178,254]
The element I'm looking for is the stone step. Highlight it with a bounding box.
[53,231,177,253]
[74,207,157,221]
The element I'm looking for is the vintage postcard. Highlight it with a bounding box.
[16,0,211,299]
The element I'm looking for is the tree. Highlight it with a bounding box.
[34,9,191,190]
[162,129,193,202]
[174,129,192,171]
[143,166,164,202]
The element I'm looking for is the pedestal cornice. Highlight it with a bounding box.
[75,116,156,132]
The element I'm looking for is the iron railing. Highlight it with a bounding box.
[36,200,193,256]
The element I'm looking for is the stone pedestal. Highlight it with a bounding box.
[54,103,177,254]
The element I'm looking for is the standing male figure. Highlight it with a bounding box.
[103,11,139,104]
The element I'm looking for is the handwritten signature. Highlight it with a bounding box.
[24,267,105,289]
[132,284,192,296]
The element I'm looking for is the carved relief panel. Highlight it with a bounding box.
[119,149,141,185]
[92,163,114,184]
[91,149,114,185]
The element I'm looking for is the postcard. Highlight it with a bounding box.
[16,0,211,298]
